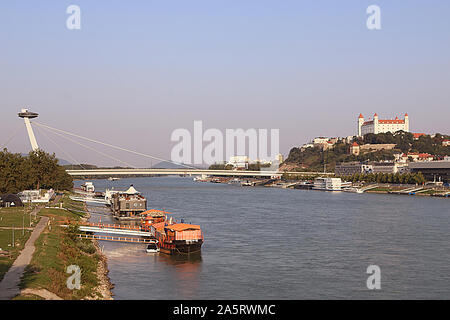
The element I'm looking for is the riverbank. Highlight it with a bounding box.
[14,193,113,300]
[193,175,449,198]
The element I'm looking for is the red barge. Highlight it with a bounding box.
[140,209,204,255]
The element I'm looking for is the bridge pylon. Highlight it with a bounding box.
[18,108,39,151]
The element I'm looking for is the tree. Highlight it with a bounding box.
[0,149,73,194]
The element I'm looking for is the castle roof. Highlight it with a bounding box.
[358,113,364,119]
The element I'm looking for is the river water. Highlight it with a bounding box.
[75,177,450,299]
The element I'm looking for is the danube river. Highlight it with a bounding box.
[75,177,450,299]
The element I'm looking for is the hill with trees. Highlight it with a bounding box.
[281,132,450,172]
[0,149,73,194]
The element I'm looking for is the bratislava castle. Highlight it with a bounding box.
[358,113,409,136]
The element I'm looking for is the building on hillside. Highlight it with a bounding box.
[358,113,409,136]
[350,142,360,156]
[359,144,396,152]
[413,133,426,140]
[442,139,450,146]
[349,143,396,156]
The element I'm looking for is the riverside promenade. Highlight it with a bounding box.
[0,206,48,300]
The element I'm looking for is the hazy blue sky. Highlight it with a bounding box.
[1,1,449,167]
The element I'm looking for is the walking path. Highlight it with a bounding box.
[0,206,48,300]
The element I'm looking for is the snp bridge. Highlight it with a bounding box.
[66,168,335,178]
[66,168,284,178]
[14,108,334,179]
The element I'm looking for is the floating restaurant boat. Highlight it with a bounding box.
[151,221,204,254]
[111,185,147,220]
[140,209,204,254]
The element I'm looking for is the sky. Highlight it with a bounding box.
[1,1,449,167]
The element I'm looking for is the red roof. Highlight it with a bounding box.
[165,223,201,232]
[358,113,364,119]
[374,113,378,117]
[418,153,433,158]
[413,133,426,139]
[405,113,408,116]
[352,142,359,147]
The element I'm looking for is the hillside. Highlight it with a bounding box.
[281,132,450,172]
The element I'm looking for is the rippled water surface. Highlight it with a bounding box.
[76,177,450,299]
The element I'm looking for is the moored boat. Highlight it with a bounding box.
[150,221,203,255]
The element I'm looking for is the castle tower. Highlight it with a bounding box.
[358,113,364,136]
[404,113,409,132]
[373,113,379,134]
[18,108,39,151]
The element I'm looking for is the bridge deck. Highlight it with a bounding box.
[66,168,333,178]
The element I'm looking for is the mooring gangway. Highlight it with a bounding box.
[81,222,144,231]
[78,225,152,237]
[70,196,109,204]
[77,234,156,244]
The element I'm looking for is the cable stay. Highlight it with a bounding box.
[35,123,136,169]
[32,121,198,169]
[0,123,23,150]
[33,124,87,170]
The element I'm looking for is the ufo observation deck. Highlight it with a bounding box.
[18,109,39,118]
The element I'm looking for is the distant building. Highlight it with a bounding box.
[412,133,426,140]
[313,177,351,191]
[350,142,360,156]
[358,113,409,136]
[276,153,284,164]
[349,143,396,156]
[0,194,24,207]
[227,156,250,169]
[18,189,54,203]
[398,153,434,163]
[409,161,450,183]
[81,182,95,193]
[335,161,409,175]
[442,139,450,146]
[370,162,399,174]
[335,162,372,176]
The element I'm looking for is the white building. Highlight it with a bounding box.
[81,182,95,193]
[358,113,409,136]
[19,189,55,203]
[313,178,351,191]
[227,156,250,169]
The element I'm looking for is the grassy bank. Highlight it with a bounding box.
[16,193,112,300]
[0,207,38,281]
